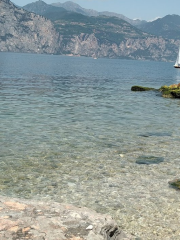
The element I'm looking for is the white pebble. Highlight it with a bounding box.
[86,225,93,230]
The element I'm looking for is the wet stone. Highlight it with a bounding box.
[135,156,164,165]
[111,202,124,210]
[169,179,180,190]
[98,165,104,169]
[109,184,119,188]
[139,132,172,137]
[51,182,58,187]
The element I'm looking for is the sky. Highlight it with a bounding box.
[12,0,180,21]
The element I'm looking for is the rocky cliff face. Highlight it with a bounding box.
[0,0,59,54]
[61,33,178,61]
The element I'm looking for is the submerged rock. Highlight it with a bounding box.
[136,156,164,165]
[139,132,172,137]
[169,179,180,190]
[132,83,180,98]
[131,86,155,91]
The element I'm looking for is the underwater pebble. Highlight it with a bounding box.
[135,156,164,165]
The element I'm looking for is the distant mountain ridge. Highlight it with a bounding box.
[51,1,146,27]
[23,0,67,16]
[1,0,180,61]
[138,14,180,39]
[51,2,180,40]
[52,1,98,17]
[21,0,179,61]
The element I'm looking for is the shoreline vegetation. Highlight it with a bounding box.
[131,84,180,98]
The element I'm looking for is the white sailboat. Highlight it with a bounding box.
[174,47,180,68]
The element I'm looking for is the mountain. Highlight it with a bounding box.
[23,1,148,42]
[99,12,146,27]
[23,0,69,21]
[138,15,180,39]
[52,1,98,17]
[0,0,59,54]
[2,0,179,61]
[23,1,150,47]
[23,0,67,16]
[22,1,179,61]
[51,1,146,27]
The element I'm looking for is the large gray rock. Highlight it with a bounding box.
[0,195,134,239]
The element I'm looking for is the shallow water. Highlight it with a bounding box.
[1,52,180,238]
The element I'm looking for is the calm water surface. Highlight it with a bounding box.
[0,52,180,209]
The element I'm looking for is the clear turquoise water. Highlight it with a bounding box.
[0,52,180,208]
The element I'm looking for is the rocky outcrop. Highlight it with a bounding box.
[159,84,180,98]
[0,0,59,54]
[0,195,134,240]
[131,83,180,98]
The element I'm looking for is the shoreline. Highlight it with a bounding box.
[0,195,134,240]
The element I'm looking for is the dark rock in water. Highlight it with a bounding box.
[171,90,180,98]
[169,179,180,190]
[136,156,164,165]
[101,224,127,240]
[139,134,149,137]
[131,86,155,91]
[139,132,172,137]
[132,84,180,99]
[150,132,172,137]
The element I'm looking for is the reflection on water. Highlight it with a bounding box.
[175,69,180,83]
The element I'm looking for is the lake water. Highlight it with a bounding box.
[1,52,180,238]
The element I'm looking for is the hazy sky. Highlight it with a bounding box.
[12,0,180,21]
